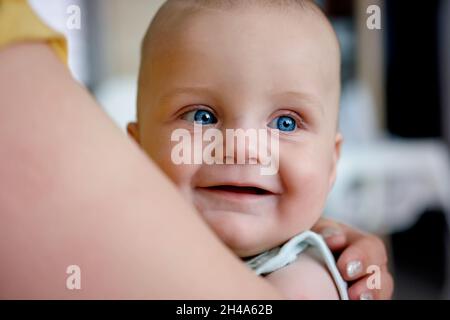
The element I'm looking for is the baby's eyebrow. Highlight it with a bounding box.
[158,87,325,115]
[271,91,325,115]
[159,86,216,103]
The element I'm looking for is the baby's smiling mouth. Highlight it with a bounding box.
[195,183,280,203]
[203,185,273,196]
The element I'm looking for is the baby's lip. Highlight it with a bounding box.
[196,181,281,196]
[194,180,281,213]
[195,186,277,204]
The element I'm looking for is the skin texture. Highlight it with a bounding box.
[265,248,340,299]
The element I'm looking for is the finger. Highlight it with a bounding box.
[323,232,347,251]
[312,218,348,250]
[347,265,394,300]
[337,235,388,282]
[312,217,340,231]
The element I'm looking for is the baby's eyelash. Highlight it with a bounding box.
[175,105,215,118]
[173,106,308,131]
[271,110,307,130]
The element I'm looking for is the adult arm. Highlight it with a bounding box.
[0,43,282,299]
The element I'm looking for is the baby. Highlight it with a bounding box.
[127,0,344,299]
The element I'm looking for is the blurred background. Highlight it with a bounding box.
[29,0,450,299]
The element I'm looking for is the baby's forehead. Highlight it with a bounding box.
[138,0,341,119]
[142,0,339,55]
[142,2,340,79]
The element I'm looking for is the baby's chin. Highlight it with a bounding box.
[198,208,286,257]
[191,190,318,257]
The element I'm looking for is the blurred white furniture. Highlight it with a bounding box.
[325,139,450,235]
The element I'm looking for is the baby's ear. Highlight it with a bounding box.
[127,122,140,144]
[333,132,343,163]
[328,132,343,191]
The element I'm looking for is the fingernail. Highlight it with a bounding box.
[321,227,342,239]
[346,260,363,278]
[360,292,374,300]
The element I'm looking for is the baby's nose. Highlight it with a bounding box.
[220,123,269,166]
[223,131,260,165]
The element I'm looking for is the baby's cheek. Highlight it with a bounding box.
[140,136,193,191]
[155,158,198,193]
[277,151,331,232]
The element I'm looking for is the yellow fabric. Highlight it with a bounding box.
[0,0,68,63]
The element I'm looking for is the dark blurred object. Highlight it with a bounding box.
[323,0,354,18]
[385,0,443,138]
[391,209,448,299]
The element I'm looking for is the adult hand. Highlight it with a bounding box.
[312,218,394,300]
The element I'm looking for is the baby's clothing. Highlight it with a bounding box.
[0,0,67,64]
[245,230,349,300]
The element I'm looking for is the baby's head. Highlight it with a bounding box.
[128,0,342,257]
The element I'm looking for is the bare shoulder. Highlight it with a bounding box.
[264,247,340,300]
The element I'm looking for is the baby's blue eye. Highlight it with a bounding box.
[182,109,218,125]
[269,116,297,132]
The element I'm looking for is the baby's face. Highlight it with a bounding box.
[130,5,342,257]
